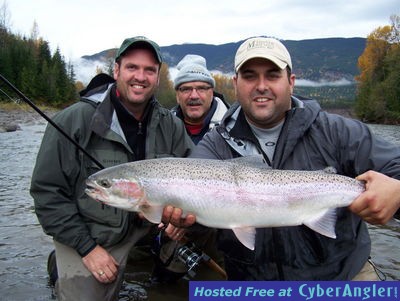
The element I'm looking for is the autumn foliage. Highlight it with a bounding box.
[355,15,400,123]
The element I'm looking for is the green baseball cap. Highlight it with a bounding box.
[115,36,162,63]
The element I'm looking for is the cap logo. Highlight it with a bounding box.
[186,67,212,79]
[247,39,275,50]
[235,37,292,71]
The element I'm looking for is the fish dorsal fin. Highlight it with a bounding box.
[232,227,256,250]
[303,208,337,239]
[139,203,164,224]
[228,155,269,169]
[322,166,337,174]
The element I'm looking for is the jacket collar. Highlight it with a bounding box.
[86,83,159,144]
[218,96,321,165]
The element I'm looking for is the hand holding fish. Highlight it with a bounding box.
[82,245,119,283]
[161,222,187,241]
[162,205,196,229]
[349,170,400,224]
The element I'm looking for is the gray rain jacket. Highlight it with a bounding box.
[191,96,400,280]
[31,83,194,256]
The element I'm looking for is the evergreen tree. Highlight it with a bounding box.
[156,63,176,108]
[0,12,78,105]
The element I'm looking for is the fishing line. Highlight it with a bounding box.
[0,73,104,169]
[0,86,21,104]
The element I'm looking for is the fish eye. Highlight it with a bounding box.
[98,179,111,188]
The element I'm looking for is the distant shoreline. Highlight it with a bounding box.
[323,108,356,119]
[0,103,58,132]
[1,103,394,133]
[0,104,357,128]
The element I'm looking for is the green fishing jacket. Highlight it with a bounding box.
[30,83,194,256]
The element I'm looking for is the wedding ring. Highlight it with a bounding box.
[98,270,105,276]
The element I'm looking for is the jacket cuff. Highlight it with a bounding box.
[77,241,97,257]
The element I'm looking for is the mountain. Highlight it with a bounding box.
[81,37,366,81]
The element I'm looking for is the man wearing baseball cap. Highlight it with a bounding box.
[165,36,400,281]
[115,36,163,63]
[31,36,194,300]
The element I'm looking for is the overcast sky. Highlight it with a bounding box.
[4,0,399,61]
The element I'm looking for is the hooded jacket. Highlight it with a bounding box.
[191,96,400,280]
[31,82,194,256]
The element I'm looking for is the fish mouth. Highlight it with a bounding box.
[85,180,105,201]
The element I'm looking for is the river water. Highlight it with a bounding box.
[0,121,399,301]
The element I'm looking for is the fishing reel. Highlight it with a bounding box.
[151,228,227,282]
[176,242,209,278]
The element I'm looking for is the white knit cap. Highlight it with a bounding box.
[174,54,215,89]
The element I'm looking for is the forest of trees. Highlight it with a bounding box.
[0,4,77,106]
[355,15,400,123]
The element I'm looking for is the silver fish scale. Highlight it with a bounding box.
[125,158,236,182]
[118,159,362,213]
[102,158,362,196]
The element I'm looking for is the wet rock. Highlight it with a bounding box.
[0,123,21,133]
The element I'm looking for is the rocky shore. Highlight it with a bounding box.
[324,108,356,119]
[0,106,58,133]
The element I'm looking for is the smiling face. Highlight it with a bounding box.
[113,48,160,118]
[234,58,295,129]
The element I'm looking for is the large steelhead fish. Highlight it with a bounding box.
[85,157,365,250]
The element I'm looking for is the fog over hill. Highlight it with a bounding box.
[74,37,366,89]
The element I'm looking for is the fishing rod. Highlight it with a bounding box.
[0,73,105,169]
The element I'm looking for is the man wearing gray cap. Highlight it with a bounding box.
[31,36,194,300]
[172,54,229,144]
[144,54,228,293]
[166,36,400,281]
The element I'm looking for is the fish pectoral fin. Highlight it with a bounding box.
[139,204,164,224]
[232,227,256,250]
[303,208,337,239]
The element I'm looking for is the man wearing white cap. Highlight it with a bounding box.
[172,54,229,144]
[166,36,400,281]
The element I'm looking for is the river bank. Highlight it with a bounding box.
[0,103,58,132]
[324,108,355,119]
[0,103,357,132]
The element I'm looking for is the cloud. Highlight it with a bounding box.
[75,59,355,88]
[295,78,355,87]
[73,58,108,85]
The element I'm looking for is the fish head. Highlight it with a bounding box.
[85,169,145,212]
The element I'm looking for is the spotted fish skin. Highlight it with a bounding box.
[85,157,365,250]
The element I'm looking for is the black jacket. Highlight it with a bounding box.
[191,96,400,280]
